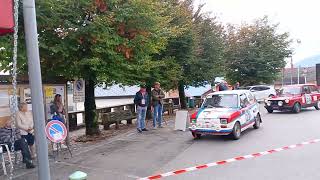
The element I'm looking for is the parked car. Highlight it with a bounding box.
[189,90,262,140]
[264,84,320,113]
[244,85,276,102]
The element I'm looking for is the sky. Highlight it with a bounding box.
[194,0,320,64]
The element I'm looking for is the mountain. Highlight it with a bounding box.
[295,54,320,67]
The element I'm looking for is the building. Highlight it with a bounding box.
[274,66,316,88]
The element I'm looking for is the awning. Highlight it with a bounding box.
[0,0,14,36]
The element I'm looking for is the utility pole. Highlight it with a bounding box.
[23,0,51,179]
[281,68,284,87]
[297,66,300,84]
[290,57,293,85]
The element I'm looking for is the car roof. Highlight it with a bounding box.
[207,90,250,96]
[283,84,316,88]
[247,85,273,88]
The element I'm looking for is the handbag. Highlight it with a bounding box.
[50,114,65,123]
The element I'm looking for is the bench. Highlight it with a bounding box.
[101,110,136,130]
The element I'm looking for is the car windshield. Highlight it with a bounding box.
[280,86,301,95]
[202,94,238,108]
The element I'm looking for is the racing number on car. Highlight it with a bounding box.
[305,94,312,104]
[245,110,252,122]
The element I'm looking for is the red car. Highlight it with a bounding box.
[264,84,320,113]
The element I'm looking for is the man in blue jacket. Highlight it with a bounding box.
[134,84,149,133]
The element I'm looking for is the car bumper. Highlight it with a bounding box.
[264,105,292,111]
[189,127,232,135]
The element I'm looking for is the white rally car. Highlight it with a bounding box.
[189,90,262,140]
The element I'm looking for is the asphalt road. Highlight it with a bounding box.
[155,105,320,180]
[8,105,320,180]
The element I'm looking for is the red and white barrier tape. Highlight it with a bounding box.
[138,139,320,180]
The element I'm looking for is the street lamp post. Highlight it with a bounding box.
[23,0,51,179]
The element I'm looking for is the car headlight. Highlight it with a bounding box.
[266,101,271,106]
[285,99,290,103]
[220,118,228,124]
[278,101,283,106]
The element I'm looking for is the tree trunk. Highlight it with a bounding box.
[146,85,152,120]
[178,81,187,109]
[85,78,100,136]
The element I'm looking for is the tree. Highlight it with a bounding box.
[157,0,225,109]
[0,0,174,135]
[224,16,292,86]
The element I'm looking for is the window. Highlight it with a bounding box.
[251,87,262,91]
[246,93,256,104]
[308,85,319,93]
[240,94,250,107]
[281,86,301,95]
[260,86,270,91]
[202,94,238,108]
[303,86,311,94]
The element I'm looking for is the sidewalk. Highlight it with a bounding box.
[1,115,193,180]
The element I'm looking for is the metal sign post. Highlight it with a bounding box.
[23,0,51,179]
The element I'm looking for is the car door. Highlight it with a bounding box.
[308,85,319,105]
[239,93,251,127]
[302,85,312,107]
[246,92,258,118]
[250,86,262,100]
[258,86,268,100]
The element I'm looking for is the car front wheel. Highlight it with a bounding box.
[253,113,261,129]
[315,101,320,110]
[192,132,201,139]
[266,108,273,113]
[231,122,241,140]
[292,103,301,113]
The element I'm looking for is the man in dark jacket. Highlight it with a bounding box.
[233,82,240,90]
[218,81,228,91]
[134,84,149,133]
[151,82,165,128]
[0,120,35,169]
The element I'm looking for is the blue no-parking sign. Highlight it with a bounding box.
[76,79,84,91]
[73,79,85,103]
[45,120,67,143]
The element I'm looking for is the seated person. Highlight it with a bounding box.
[16,102,36,159]
[0,119,35,169]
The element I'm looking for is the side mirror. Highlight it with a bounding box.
[250,89,256,92]
[240,103,245,108]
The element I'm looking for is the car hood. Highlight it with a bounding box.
[268,95,298,101]
[196,108,240,119]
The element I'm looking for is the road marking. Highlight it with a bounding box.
[138,138,320,180]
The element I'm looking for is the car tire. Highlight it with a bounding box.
[266,108,273,113]
[253,113,261,129]
[268,94,275,98]
[192,132,201,139]
[292,103,301,113]
[231,122,241,140]
[315,101,320,110]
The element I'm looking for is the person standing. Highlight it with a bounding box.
[50,94,68,149]
[233,82,240,90]
[134,84,149,133]
[151,82,165,128]
[218,81,229,91]
[50,94,66,124]
[16,102,36,159]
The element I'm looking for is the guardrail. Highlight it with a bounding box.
[67,97,183,131]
